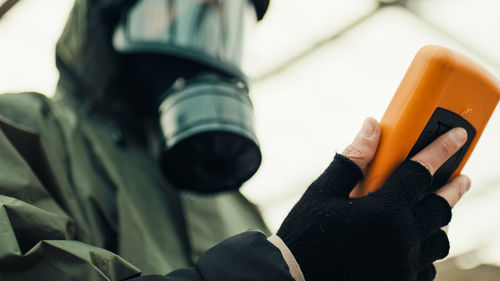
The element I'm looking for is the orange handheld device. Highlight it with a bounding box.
[352,45,500,197]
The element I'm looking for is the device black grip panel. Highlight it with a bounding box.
[406,107,476,192]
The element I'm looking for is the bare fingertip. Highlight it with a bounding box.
[361,119,376,137]
[461,175,471,192]
[451,127,468,144]
[361,117,379,138]
[367,117,380,131]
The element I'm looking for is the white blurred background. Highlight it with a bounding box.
[1,0,499,279]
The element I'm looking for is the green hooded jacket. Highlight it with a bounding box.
[0,1,295,280]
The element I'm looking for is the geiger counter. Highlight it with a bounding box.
[352,45,500,197]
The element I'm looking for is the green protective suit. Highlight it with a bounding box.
[0,1,294,280]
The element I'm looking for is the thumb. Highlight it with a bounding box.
[342,117,381,174]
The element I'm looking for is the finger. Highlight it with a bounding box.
[411,127,467,175]
[342,117,381,174]
[315,154,364,198]
[377,160,432,204]
[417,265,437,281]
[436,175,471,208]
[442,225,449,234]
[414,194,451,237]
[420,230,450,266]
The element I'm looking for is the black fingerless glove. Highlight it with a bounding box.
[277,154,452,281]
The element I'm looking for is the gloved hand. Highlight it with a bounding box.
[277,118,471,281]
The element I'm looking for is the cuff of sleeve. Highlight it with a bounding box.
[268,234,305,281]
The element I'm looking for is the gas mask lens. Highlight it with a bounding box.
[112,0,262,193]
[113,0,257,80]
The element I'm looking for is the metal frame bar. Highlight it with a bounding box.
[0,0,20,19]
[254,7,380,82]
[255,1,500,82]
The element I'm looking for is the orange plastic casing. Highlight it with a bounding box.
[351,45,500,197]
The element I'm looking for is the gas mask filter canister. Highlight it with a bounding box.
[158,74,261,193]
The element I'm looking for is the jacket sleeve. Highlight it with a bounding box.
[0,121,298,281]
[130,231,297,281]
[0,125,141,281]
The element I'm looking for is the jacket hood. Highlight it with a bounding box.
[55,0,143,115]
[55,0,211,118]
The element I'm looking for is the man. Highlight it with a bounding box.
[0,0,469,280]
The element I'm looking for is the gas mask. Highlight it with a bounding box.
[112,0,268,193]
